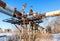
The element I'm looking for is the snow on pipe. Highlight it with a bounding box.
[0,0,14,12]
[45,10,60,17]
[0,7,14,16]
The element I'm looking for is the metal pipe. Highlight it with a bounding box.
[5,4,14,12]
[45,10,60,17]
[0,0,14,12]
[0,7,14,16]
[0,0,22,19]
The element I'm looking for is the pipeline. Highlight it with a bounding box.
[0,0,14,12]
[45,10,60,17]
[0,6,22,19]
[0,7,14,16]
[0,0,60,18]
[0,0,22,18]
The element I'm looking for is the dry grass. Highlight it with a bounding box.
[35,33,54,41]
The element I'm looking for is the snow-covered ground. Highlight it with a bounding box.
[0,33,60,41]
[0,33,19,41]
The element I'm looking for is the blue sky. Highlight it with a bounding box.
[0,0,60,29]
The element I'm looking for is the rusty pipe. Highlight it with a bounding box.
[0,0,23,18]
[35,10,60,18]
[0,6,23,19]
[0,0,14,12]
